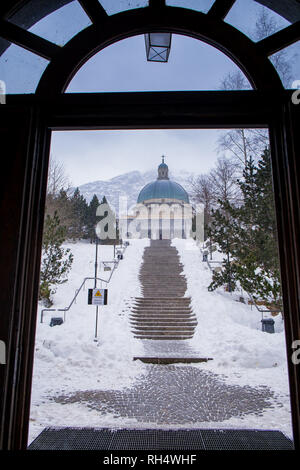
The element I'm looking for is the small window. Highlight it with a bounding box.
[225,0,291,42]
[99,0,149,16]
[7,1,92,47]
[166,0,214,14]
[0,42,49,94]
[270,40,300,89]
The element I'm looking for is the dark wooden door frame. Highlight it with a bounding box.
[0,89,299,449]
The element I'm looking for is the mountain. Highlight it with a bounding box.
[76,169,194,213]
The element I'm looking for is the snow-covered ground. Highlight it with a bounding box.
[172,238,292,438]
[29,239,149,443]
[28,237,293,445]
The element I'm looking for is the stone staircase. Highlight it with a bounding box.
[130,239,197,340]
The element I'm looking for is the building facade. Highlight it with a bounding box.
[121,158,193,240]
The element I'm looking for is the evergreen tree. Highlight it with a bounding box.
[96,196,119,244]
[208,200,239,292]
[55,189,73,230]
[86,194,100,243]
[69,188,89,240]
[39,212,73,306]
[208,149,282,306]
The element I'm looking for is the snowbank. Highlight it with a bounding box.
[173,238,287,369]
[172,238,292,436]
[29,239,149,441]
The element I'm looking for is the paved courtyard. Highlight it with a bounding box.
[53,364,281,425]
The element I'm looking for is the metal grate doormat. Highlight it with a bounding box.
[28,427,294,450]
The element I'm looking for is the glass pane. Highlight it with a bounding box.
[99,0,149,16]
[270,40,300,89]
[0,42,49,94]
[150,33,171,47]
[166,0,214,13]
[148,47,168,61]
[225,0,291,42]
[8,1,92,47]
[66,34,252,92]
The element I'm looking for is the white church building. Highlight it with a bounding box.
[120,157,193,240]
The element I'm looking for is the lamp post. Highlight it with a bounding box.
[144,33,172,62]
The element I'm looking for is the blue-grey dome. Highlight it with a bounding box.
[137,179,189,204]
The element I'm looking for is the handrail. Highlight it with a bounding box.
[40,243,129,324]
[247,292,282,318]
[41,276,110,323]
[206,259,223,272]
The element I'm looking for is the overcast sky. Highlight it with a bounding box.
[50,128,227,185]
[1,0,298,186]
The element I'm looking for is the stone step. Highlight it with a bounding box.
[134,296,191,302]
[131,316,196,321]
[132,303,192,311]
[131,309,193,318]
[141,293,186,296]
[133,302,192,306]
[134,335,193,340]
[140,281,186,284]
[141,288,186,292]
[133,357,213,364]
[132,306,193,310]
[130,315,195,320]
[132,329,193,335]
[132,308,192,312]
[130,312,196,317]
[132,326,195,332]
[130,321,197,327]
[131,316,195,321]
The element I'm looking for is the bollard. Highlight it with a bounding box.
[261,318,275,333]
[50,317,64,327]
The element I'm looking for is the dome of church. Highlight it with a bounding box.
[137,180,189,203]
[137,157,189,204]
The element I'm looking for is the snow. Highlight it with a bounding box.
[29,239,149,442]
[29,237,293,445]
[172,238,292,437]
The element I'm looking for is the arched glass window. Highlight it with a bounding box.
[66,34,252,93]
[0,0,299,93]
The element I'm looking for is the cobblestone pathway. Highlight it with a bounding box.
[54,365,280,425]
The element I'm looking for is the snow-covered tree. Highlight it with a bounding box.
[208,150,282,307]
[39,211,73,306]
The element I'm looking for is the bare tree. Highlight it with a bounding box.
[47,157,71,197]
[190,157,241,209]
[45,157,74,229]
[217,7,292,169]
[209,156,241,205]
[219,70,251,91]
[254,8,292,88]
[218,70,268,169]
[189,173,214,233]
